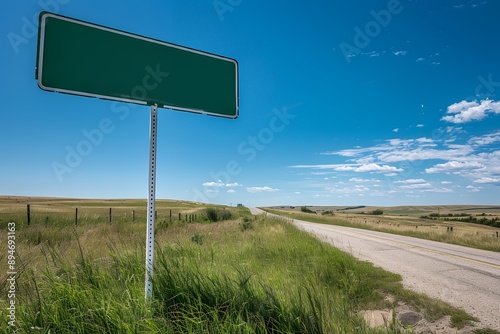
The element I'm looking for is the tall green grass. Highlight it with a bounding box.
[0,213,476,333]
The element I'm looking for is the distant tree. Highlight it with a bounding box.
[301,206,316,214]
[205,207,232,222]
[372,209,383,215]
[206,207,218,222]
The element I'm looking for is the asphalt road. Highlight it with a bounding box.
[250,208,500,330]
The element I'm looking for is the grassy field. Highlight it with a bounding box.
[0,196,202,227]
[266,205,500,252]
[0,197,495,333]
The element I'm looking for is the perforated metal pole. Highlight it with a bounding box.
[145,104,158,299]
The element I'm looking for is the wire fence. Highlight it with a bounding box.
[0,204,201,228]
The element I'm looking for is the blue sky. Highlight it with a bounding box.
[1,0,499,207]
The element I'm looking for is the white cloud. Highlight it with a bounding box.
[326,185,369,195]
[399,183,432,189]
[474,177,500,184]
[425,160,484,174]
[365,51,380,57]
[416,124,424,127]
[325,139,469,164]
[335,165,357,171]
[246,186,279,193]
[393,128,399,133]
[202,180,224,187]
[349,177,366,182]
[447,100,478,114]
[227,189,235,193]
[290,164,358,171]
[296,129,500,193]
[356,156,376,164]
[424,187,453,193]
[420,150,500,184]
[416,137,434,144]
[395,179,427,184]
[354,163,403,173]
[203,181,241,188]
[442,99,500,124]
[290,163,402,173]
[292,164,337,169]
[292,163,400,173]
[416,57,425,62]
[468,130,500,146]
[453,2,487,9]
[466,185,481,192]
[349,177,380,183]
[388,138,413,146]
[393,51,407,56]
[323,144,395,157]
[378,146,473,163]
[392,178,453,193]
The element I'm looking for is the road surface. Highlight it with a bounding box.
[250,208,500,330]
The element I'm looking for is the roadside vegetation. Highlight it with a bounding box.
[0,198,491,332]
[420,213,500,228]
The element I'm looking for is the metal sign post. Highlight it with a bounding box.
[145,105,158,299]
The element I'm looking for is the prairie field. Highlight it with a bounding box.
[0,197,495,333]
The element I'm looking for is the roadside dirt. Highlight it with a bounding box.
[360,296,488,333]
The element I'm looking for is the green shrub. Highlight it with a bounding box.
[205,207,218,222]
[191,233,204,245]
[301,206,316,214]
[240,217,253,231]
[217,208,232,221]
[204,207,233,222]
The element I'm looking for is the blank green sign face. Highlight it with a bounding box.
[36,12,239,118]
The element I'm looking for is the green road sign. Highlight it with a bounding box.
[36,12,239,118]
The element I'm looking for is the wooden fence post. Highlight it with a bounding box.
[170,210,172,222]
[109,208,112,224]
[27,204,31,225]
[132,210,135,222]
[75,208,78,225]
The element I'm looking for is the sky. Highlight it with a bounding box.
[1,0,500,207]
